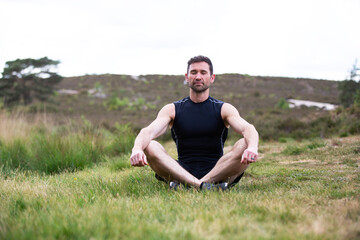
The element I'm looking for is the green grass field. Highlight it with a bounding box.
[1,120,359,240]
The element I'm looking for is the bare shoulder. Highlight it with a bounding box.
[221,103,242,127]
[158,103,175,119]
[142,103,175,139]
[155,103,175,128]
[146,103,175,132]
[221,103,240,117]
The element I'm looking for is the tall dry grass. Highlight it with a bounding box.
[0,111,34,144]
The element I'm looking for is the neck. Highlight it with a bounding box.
[189,89,210,103]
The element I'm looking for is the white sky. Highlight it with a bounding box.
[0,0,359,80]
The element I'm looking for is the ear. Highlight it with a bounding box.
[185,73,189,84]
[210,74,216,83]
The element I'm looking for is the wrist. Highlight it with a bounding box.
[132,147,143,153]
[246,147,258,154]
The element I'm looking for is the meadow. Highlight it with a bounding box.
[0,112,359,240]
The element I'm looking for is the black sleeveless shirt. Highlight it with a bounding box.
[171,96,228,175]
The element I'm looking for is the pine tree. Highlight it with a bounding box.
[338,60,360,107]
[0,57,62,107]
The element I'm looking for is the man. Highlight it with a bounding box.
[130,55,259,190]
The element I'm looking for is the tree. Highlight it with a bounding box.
[338,60,360,107]
[338,80,360,107]
[349,59,360,82]
[0,57,63,107]
[354,89,360,108]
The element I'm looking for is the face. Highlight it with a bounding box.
[185,62,215,93]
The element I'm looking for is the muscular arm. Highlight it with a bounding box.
[222,103,259,163]
[130,103,175,167]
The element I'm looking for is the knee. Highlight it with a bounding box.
[144,140,164,158]
[231,138,247,158]
[143,140,156,156]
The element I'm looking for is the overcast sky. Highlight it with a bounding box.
[0,0,359,80]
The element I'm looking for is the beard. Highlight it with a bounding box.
[189,83,210,93]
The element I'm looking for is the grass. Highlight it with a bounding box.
[1,112,359,240]
[0,112,138,174]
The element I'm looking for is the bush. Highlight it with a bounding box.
[306,141,326,150]
[29,133,103,174]
[277,117,305,131]
[105,123,136,156]
[0,132,103,174]
[276,98,290,109]
[0,139,30,170]
[251,104,360,140]
[354,89,360,107]
[103,94,130,111]
[282,145,305,155]
[338,80,360,107]
[278,137,295,143]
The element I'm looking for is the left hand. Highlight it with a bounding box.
[130,150,148,167]
[241,149,258,164]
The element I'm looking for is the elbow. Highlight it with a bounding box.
[251,124,259,138]
[245,124,258,138]
[136,127,150,139]
[139,126,156,140]
[251,124,258,134]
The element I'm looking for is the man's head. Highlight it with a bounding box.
[187,55,213,76]
[185,55,215,94]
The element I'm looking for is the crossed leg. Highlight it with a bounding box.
[144,140,202,188]
[200,138,249,184]
[144,138,249,189]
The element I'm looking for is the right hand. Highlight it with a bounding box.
[130,150,148,167]
[241,148,258,164]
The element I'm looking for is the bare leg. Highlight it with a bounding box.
[200,138,249,184]
[144,140,202,188]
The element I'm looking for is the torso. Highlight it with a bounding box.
[171,96,228,175]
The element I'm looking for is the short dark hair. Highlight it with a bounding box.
[187,55,213,75]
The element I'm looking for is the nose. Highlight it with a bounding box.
[195,72,202,80]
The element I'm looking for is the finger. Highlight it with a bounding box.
[249,155,257,163]
[130,157,135,166]
[242,151,250,163]
[143,155,148,165]
[138,154,146,166]
[133,156,141,166]
[133,159,138,166]
[241,154,246,164]
[135,156,141,165]
[136,154,143,166]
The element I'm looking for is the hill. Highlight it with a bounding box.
[52,73,339,130]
